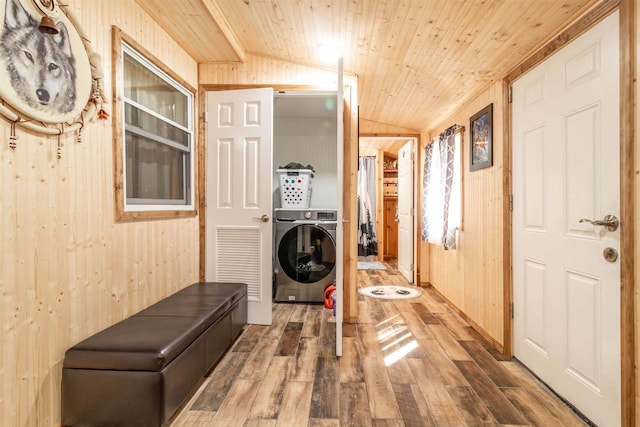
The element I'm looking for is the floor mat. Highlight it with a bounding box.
[357,261,387,270]
[358,285,421,300]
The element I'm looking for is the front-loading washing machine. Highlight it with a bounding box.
[274,209,337,302]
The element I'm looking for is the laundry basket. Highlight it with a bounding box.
[277,169,313,208]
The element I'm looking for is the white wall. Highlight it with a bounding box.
[273,116,338,209]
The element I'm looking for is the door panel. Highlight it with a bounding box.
[206,88,273,325]
[512,11,619,426]
[397,140,413,282]
[335,58,344,356]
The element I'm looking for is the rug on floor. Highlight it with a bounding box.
[357,261,387,270]
[358,285,421,300]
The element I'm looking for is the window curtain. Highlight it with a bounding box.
[422,125,462,250]
[357,156,378,256]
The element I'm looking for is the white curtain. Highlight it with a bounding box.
[357,156,378,256]
[422,126,462,250]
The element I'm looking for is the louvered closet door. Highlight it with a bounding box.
[206,88,273,325]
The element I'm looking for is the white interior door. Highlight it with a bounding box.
[397,140,413,283]
[206,88,273,326]
[512,11,620,426]
[335,58,344,356]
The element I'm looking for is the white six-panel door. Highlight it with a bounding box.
[206,88,273,326]
[512,11,620,426]
[397,140,414,283]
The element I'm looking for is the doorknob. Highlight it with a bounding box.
[579,214,619,232]
[252,214,270,223]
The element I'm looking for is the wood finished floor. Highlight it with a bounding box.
[171,259,587,427]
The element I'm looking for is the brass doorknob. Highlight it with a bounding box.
[252,214,270,223]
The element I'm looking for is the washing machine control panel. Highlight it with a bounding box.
[275,209,337,222]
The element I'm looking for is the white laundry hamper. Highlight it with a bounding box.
[277,169,313,208]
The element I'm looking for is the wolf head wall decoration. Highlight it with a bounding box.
[0,0,91,123]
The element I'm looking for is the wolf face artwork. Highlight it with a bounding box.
[0,0,77,115]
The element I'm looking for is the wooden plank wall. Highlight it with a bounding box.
[419,82,505,346]
[0,1,200,425]
[634,1,640,424]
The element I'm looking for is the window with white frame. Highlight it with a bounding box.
[113,30,195,220]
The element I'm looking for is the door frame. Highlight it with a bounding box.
[359,134,421,284]
[198,83,358,323]
[503,0,634,424]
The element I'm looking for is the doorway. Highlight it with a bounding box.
[358,135,419,284]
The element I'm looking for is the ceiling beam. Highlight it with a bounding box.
[201,0,246,63]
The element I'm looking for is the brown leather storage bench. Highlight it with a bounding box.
[61,282,247,426]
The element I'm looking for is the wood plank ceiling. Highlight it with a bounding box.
[135,0,601,132]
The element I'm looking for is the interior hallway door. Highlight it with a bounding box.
[397,140,413,282]
[512,11,620,426]
[206,88,273,326]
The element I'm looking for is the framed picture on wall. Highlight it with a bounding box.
[469,103,493,171]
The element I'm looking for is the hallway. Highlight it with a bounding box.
[171,260,587,426]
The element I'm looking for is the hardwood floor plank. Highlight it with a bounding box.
[419,287,449,314]
[462,326,510,361]
[191,351,249,411]
[318,313,336,357]
[232,325,268,353]
[301,309,322,337]
[363,356,402,419]
[310,357,340,419]
[428,324,472,361]
[171,410,217,427]
[503,387,582,426]
[367,298,389,325]
[380,299,401,317]
[357,300,374,323]
[454,360,529,425]
[392,382,435,426]
[288,336,319,382]
[275,322,303,356]
[244,420,277,427]
[265,309,293,339]
[407,358,466,425]
[371,418,408,426]
[386,357,417,385]
[339,382,373,427]
[308,419,340,427]
[238,335,280,381]
[288,303,309,322]
[458,340,520,387]
[248,356,291,419]
[399,309,435,340]
[418,339,469,386]
[209,379,260,426]
[276,381,313,427]
[446,385,497,425]
[435,311,475,340]
[501,361,587,426]
[343,322,358,337]
[357,323,381,357]
[340,337,365,383]
[410,302,441,325]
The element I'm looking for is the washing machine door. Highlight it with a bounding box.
[278,224,336,284]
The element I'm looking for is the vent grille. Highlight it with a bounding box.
[216,228,261,301]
